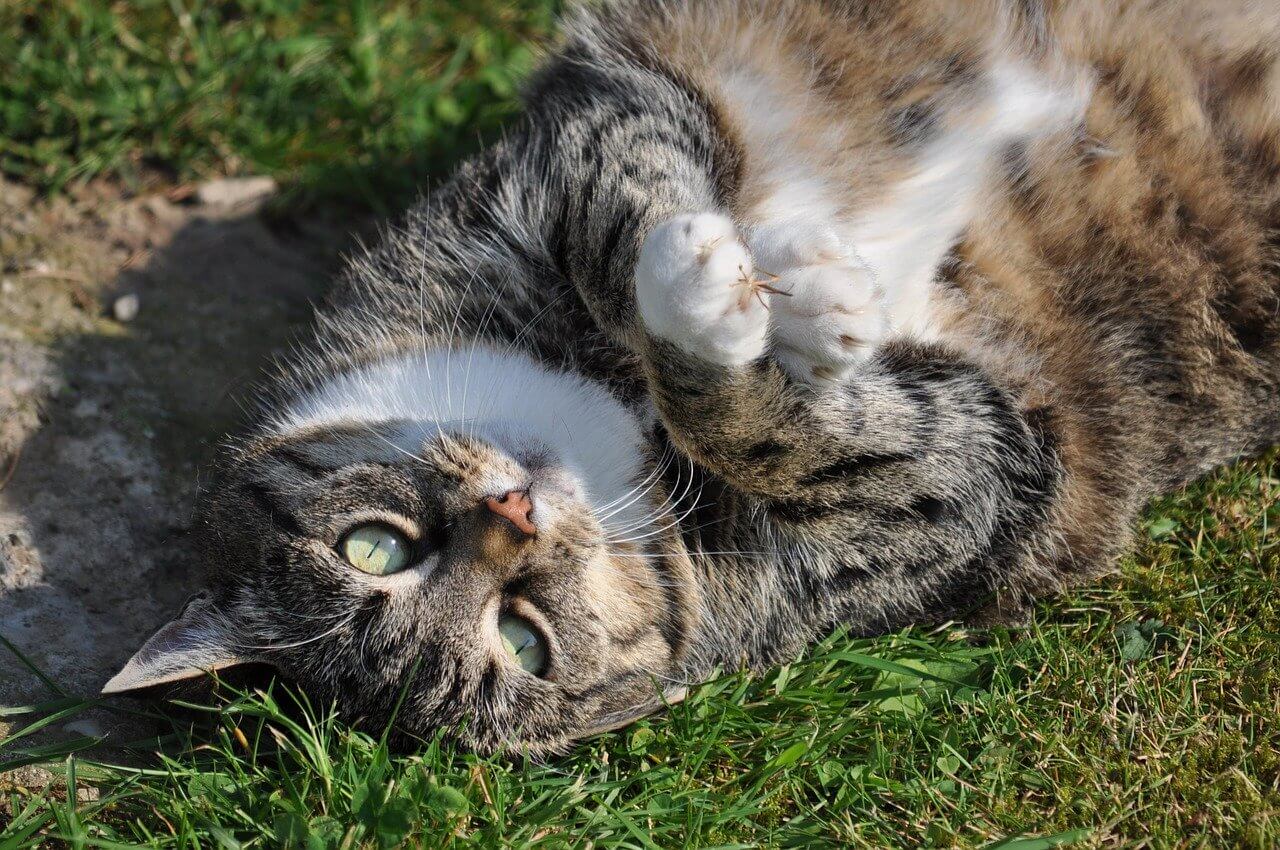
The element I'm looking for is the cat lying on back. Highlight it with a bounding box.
[104,0,1280,754]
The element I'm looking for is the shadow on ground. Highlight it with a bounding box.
[0,178,385,745]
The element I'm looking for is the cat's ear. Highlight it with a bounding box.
[101,592,253,694]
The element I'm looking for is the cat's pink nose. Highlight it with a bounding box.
[484,489,536,537]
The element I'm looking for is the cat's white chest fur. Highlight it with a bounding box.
[651,55,1093,381]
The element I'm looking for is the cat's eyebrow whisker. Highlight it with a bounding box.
[363,426,431,465]
[460,285,575,454]
[461,275,506,443]
[442,264,486,442]
[406,222,453,451]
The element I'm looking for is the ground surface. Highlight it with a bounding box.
[0,174,355,735]
[1,2,1279,848]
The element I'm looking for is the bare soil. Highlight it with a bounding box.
[0,177,363,747]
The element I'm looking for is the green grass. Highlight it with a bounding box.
[2,453,1277,847]
[0,0,557,209]
[2,2,1279,847]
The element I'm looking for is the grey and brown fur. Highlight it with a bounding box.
[107,0,1280,754]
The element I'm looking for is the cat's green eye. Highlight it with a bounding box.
[341,525,411,576]
[499,612,547,676]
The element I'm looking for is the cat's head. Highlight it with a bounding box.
[104,348,699,754]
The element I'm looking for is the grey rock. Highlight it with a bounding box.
[112,293,140,322]
[195,176,278,209]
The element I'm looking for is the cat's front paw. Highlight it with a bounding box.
[752,220,889,384]
[635,213,769,367]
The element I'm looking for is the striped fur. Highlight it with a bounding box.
[107,0,1280,754]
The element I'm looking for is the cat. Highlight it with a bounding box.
[103,0,1280,754]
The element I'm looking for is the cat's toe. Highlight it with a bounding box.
[750,217,847,273]
[635,212,769,367]
[767,261,888,384]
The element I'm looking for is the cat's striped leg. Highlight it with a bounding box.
[635,210,909,498]
[634,212,1061,531]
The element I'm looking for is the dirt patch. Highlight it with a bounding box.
[0,177,365,746]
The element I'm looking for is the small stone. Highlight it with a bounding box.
[64,718,105,738]
[195,176,277,209]
[112,293,140,322]
[1,278,13,294]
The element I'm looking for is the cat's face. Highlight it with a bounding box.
[110,416,698,754]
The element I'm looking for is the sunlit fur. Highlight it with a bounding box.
[109,0,1280,754]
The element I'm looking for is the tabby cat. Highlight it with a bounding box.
[104,0,1280,754]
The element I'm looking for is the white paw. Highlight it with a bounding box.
[750,219,889,384]
[635,212,769,367]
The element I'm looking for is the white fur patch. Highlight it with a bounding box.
[635,211,769,366]
[719,55,1092,347]
[846,59,1092,336]
[276,346,654,536]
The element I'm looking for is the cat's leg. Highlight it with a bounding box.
[634,212,1054,508]
[635,212,1067,633]
[635,212,878,499]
